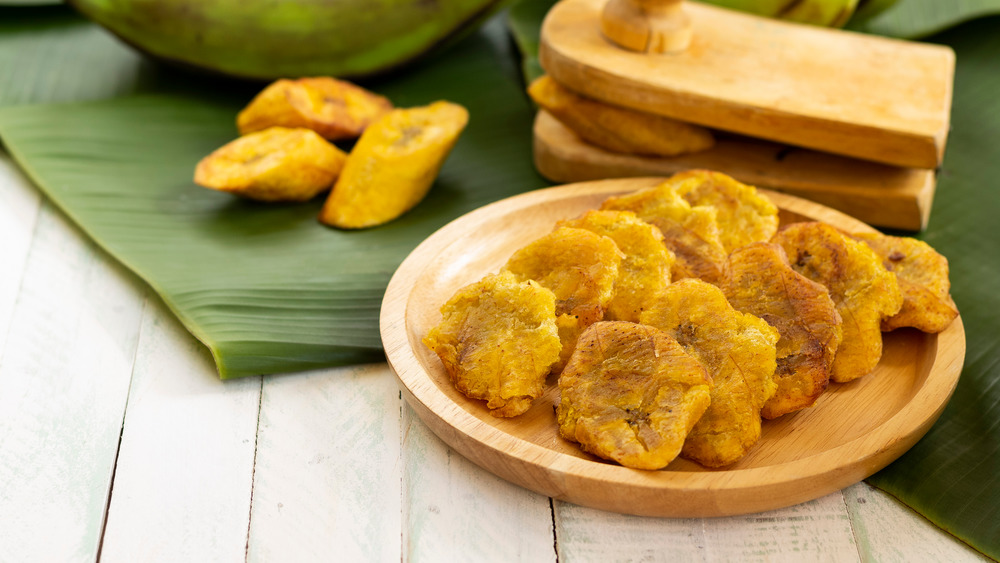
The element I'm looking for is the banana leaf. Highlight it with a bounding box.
[846,0,1000,38]
[0,17,547,378]
[863,17,1000,559]
[0,6,147,106]
[506,0,549,83]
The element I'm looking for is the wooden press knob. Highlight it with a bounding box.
[601,0,692,54]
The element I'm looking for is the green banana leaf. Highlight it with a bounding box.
[507,0,554,83]
[0,17,547,378]
[506,0,549,83]
[0,6,149,106]
[864,17,1000,558]
[0,5,999,560]
[846,0,1000,38]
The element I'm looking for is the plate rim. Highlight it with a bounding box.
[380,178,966,517]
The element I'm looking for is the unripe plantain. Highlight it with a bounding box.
[701,0,861,27]
[68,0,511,80]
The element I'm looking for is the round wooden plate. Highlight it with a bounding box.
[380,178,965,517]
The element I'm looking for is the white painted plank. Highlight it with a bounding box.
[247,364,402,563]
[99,301,261,563]
[554,502,707,561]
[555,492,860,562]
[702,492,858,561]
[844,482,991,563]
[401,404,556,563]
[0,200,145,562]
[0,150,42,352]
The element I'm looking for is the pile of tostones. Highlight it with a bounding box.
[423,170,958,470]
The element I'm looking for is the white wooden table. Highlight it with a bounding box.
[0,150,988,562]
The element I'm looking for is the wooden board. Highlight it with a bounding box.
[534,111,936,231]
[99,304,261,562]
[0,151,988,561]
[539,0,955,169]
[381,178,965,518]
[0,197,144,562]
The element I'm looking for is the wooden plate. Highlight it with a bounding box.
[380,178,965,517]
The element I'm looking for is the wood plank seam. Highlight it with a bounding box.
[874,487,992,560]
[95,295,151,563]
[0,197,43,366]
[549,498,560,563]
[842,490,866,561]
[398,389,408,561]
[244,377,266,563]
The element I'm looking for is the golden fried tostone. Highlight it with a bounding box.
[237,77,393,140]
[723,243,843,419]
[558,210,675,323]
[505,227,623,370]
[319,101,468,229]
[852,232,958,333]
[774,222,903,383]
[665,170,779,253]
[527,75,715,157]
[557,321,712,470]
[423,271,562,418]
[601,184,728,284]
[194,127,347,202]
[641,279,779,467]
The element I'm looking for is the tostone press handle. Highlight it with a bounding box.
[601,0,692,54]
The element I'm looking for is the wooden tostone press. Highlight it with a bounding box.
[533,0,956,230]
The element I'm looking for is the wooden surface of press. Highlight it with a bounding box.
[533,111,935,231]
[539,0,955,169]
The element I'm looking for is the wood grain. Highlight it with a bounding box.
[0,152,41,353]
[844,483,992,562]
[0,200,144,562]
[600,0,692,54]
[539,0,955,169]
[381,178,965,518]
[533,111,936,231]
[247,364,403,563]
[555,492,859,561]
[401,401,556,562]
[99,303,261,563]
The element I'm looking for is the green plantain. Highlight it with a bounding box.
[850,0,901,23]
[701,0,863,27]
[67,0,511,80]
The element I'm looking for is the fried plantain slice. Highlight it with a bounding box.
[505,227,623,370]
[665,170,779,253]
[237,77,393,140]
[423,271,562,418]
[557,210,675,322]
[774,222,903,383]
[194,126,347,202]
[319,101,468,229]
[852,232,958,333]
[722,243,842,419]
[557,321,712,470]
[527,75,715,157]
[641,279,779,467]
[601,184,728,284]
